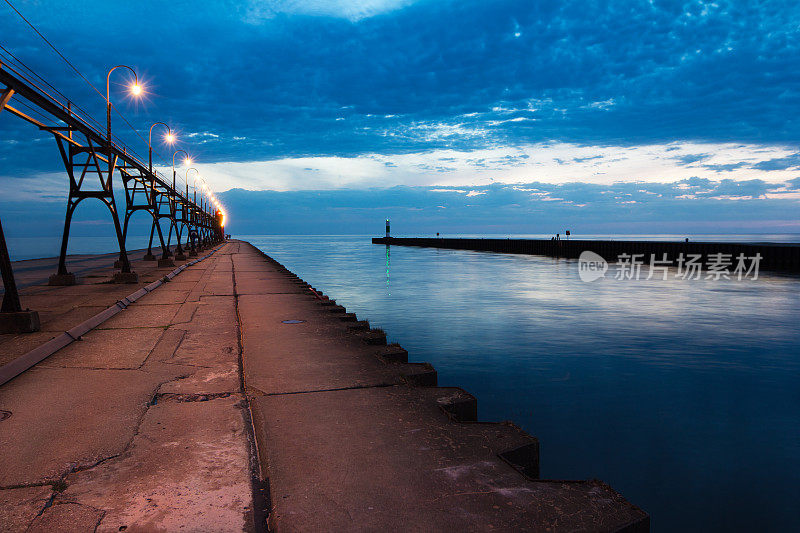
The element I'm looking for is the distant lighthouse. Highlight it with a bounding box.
[385,218,390,238]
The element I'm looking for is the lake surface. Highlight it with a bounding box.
[6,235,156,262]
[243,234,800,533]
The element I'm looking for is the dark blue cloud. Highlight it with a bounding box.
[751,153,800,171]
[681,176,714,188]
[785,177,800,190]
[673,153,710,165]
[702,162,749,172]
[2,0,800,174]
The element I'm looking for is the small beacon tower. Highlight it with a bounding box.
[385,218,390,238]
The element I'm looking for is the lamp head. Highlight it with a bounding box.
[165,132,176,144]
[130,83,143,97]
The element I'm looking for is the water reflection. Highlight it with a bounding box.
[245,235,800,532]
[385,244,390,296]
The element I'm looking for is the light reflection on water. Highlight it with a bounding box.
[246,235,800,532]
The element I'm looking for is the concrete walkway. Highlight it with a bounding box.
[1,240,649,531]
[1,242,257,531]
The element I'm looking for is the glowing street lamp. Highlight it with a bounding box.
[105,65,142,150]
[148,122,174,174]
[193,175,209,247]
[191,175,201,215]
[185,167,200,196]
[105,65,143,274]
[185,168,199,219]
[171,150,191,190]
[200,180,214,216]
[179,170,202,253]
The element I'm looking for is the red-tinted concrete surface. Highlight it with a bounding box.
[1,246,193,365]
[1,243,256,531]
[0,240,649,532]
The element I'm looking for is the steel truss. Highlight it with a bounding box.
[1,61,223,330]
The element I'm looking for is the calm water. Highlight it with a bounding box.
[6,235,156,261]
[242,235,800,533]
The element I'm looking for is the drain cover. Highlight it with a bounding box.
[282,319,306,324]
[0,410,11,422]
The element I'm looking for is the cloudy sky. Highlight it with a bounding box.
[1,0,799,235]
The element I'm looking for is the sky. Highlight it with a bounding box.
[1,0,799,237]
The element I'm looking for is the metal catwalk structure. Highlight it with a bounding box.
[0,60,225,333]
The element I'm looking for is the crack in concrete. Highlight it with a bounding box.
[95,326,166,331]
[138,329,186,370]
[0,481,55,490]
[47,353,216,511]
[170,303,199,325]
[38,366,148,372]
[153,392,234,404]
[233,254,271,533]
[249,383,395,397]
[158,361,214,369]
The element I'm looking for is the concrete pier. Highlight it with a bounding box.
[1,240,649,531]
[373,237,800,272]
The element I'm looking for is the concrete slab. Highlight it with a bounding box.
[38,305,108,332]
[0,367,170,486]
[239,294,406,394]
[172,301,200,324]
[134,289,189,305]
[39,327,164,369]
[100,304,180,329]
[157,363,240,395]
[168,329,238,369]
[197,279,235,296]
[159,281,199,292]
[59,396,253,533]
[235,274,312,295]
[26,502,104,533]
[0,332,60,366]
[252,386,647,532]
[170,269,205,282]
[0,485,53,532]
[0,266,196,364]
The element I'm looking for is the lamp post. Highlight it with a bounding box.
[199,181,224,245]
[185,168,200,254]
[171,150,190,190]
[148,122,174,174]
[186,168,200,200]
[141,122,175,261]
[195,176,208,246]
[106,65,141,151]
[155,149,188,260]
[105,65,142,278]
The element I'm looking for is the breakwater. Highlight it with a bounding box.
[0,241,650,531]
[373,237,800,272]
